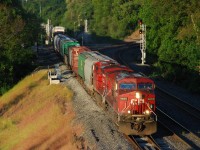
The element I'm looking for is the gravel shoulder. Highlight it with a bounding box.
[36,44,200,150]
[37,46,133,149]
[59,65,133,150]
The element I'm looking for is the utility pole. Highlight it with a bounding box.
[45,19,51,45]
[74,22,76,37]
[139,20,146,65]
[84,19,88,33]
[39,2,42,17]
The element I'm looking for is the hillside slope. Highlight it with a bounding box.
[0,70,85,149]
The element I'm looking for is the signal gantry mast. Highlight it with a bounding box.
[139,20,146,65]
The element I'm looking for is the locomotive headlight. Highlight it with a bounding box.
[136,92,141,99]
[128,110,131,114]
[144,110,150,115]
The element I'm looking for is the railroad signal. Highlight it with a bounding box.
[139,20,146,65]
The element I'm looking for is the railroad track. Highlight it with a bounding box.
[156,87,200,137]
[155,120,193,150]
[156,87,200,120]
[97,42,139,62]
[101,43,200,149]
[156,108,200,149]
[124,134,161,150]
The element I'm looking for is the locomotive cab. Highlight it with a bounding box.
[114,72,157,135]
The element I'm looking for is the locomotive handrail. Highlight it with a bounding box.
[121,102,131,113]
[146,102,157,121]
[151,111,157,121]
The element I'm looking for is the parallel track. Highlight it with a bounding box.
[156,108,200,149]
[98,43,200,149]
[156,87,200,120]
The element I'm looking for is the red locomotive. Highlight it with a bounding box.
[91,58,157,135]
[53,33,157,135]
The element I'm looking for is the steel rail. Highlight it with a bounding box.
[112,43,200,149]
[157,120,193,149]
[126,135,161,150]
[157,107,200,149]
[156,87,200,120]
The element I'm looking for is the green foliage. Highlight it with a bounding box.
[22,0,66,26]
[62,0,93,34]
[138,0,200,92]
[62,0,140,39]
[0,85,10,96]
[6,0,199,92]
[0,2,40,95]
[1,0,20,6]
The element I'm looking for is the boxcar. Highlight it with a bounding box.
[69,46,91,74]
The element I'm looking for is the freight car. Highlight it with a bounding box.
[53,34,80,65]
[53,33,157,135]
[52,26,65,37]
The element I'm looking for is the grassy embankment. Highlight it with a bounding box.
[0,70,85,150]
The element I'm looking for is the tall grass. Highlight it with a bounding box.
[0,70,79,150]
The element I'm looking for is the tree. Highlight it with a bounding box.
[139,0,200,92]
[0,1,41,95]
[23,0,66,26]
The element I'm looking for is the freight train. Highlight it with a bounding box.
[53,29,157,135]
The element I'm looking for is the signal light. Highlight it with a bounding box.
[139,29,143,34]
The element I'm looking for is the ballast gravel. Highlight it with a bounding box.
[59,64,133,150]
[38,46,198,150]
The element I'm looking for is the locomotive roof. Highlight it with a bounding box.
[116,72,153,82]
[102,64,131,72]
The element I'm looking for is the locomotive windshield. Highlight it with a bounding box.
[119,83,136,90]
[138,83,154,92]
[118,82,154,94]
